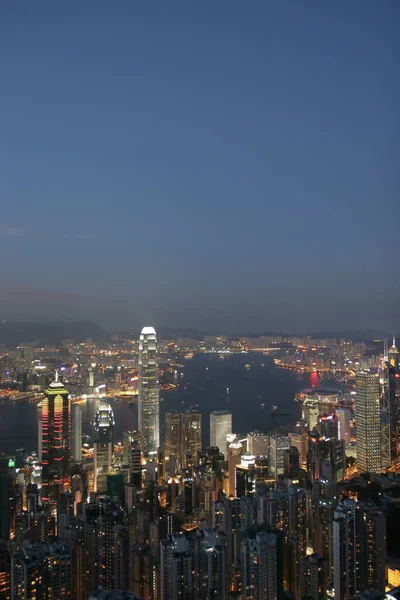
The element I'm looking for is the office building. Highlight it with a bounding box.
[302,399,319,432]
[356,371,381,474]
[165,411,183,469]
[93,404,115,493]
[0,459,12,542]
[182,407,202,467]
[268,433,290,479]
[41,373,71,508]
[210,410,232,459]
[71,402,82,463]
[235,454,256,498]
[37,401,43,462]
[123,430,142,485]
[228,440,243,497]
[337,409,351,444]
[138,326,159,454]
[247,431,269,457]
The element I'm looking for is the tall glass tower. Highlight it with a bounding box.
[356,371,381,474]
[138,326,159,453]
[93,403,115,493]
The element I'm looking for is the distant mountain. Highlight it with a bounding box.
[0,320,110,346]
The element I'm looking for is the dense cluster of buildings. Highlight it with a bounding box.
[0,328,399,599]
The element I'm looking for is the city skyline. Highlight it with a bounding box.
[1,2,399,597]
[1,1,398,333]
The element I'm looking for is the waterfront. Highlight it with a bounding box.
[0,352,345,455]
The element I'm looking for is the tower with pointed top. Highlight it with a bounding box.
[41,372,71,508]
[389,334,399,368]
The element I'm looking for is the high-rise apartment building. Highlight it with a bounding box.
[138,327,159,454]
[210,410,232,459]
[93,404,115,493]
[41,373,71,508]
[160,529,227,600]
[11,541,72,600]
[300,553,327,600]
[355,371,381,473]
[241,531,278,600]
[333,499,386,599]
[333,499,357,600]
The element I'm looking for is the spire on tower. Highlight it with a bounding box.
[55,370,59,383]
[383,339,388,362]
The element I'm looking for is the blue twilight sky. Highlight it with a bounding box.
[0,1,399,334]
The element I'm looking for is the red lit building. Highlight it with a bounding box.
[41,372,71,508]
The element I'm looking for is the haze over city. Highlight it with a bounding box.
[1,1,399,333]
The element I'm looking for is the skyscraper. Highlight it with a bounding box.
[138,327,159,454]
[165,411,183,469]
[41,372,71,508]
[268,433,290,479]
[71,403,82,463]
[210,410,232,459]
[355,371,381,474]
[241,531,278,600]
[182,407,202,467]
[93,404,115,493]
[336,409,351,445]
[247,431,269,457]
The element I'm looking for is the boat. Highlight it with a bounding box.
[271,405,290,417]
[245,364,251,370]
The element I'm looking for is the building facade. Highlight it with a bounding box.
[138,327,160,454]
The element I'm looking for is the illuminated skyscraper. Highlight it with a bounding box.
[210,410,232,459]
[182,407,202,467]
[389,334,399,368]
[71,403,82,463]
[336,409,351,445]
[355,371,381,474]
[247,431,268,457]
[138,327,159,454]
[93,404,115,493]
[41,372,71,507]
[165,411,183,469]
[268,433,290,479]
